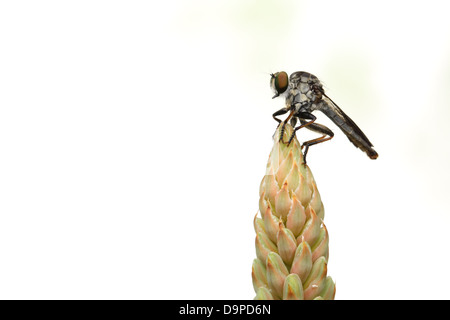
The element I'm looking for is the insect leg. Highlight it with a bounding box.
[279,110,295,143]
[272,108,289,123]
[290,117,297,127]
[286,112,317,145]
[299,119,334,164]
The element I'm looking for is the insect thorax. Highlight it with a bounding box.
[286,72,323,112]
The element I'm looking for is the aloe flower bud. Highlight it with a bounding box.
[252,124,335,300]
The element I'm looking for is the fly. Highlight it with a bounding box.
[270,71,378,163]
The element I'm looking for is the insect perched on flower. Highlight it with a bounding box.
[270,71,378,163]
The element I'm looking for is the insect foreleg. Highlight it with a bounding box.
[279,110,295,143]
[272,108,289,123]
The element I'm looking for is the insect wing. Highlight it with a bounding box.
[320,94,375,148]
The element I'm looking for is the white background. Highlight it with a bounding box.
[1,0,450,299]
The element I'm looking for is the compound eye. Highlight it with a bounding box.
[275,71,288,94]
